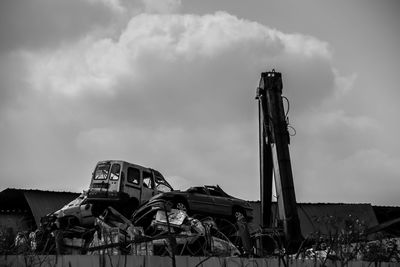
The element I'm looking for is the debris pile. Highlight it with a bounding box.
[131,199,242,256]
[21,197,248,257]
[88,207,144,255]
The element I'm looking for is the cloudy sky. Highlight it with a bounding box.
[0,0,399,205]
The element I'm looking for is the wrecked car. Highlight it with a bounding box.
[87,160,174,215]
[40,161,175,230]
[53,192,94,227]
[131,199,243,256]
[38,191,95,231]
[131,198,248,256]
[146,185,253,221]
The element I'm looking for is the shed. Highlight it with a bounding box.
[0,188,79,233]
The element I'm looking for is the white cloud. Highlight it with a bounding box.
[277,32,331,58]
[27,37,130,96]
[27,12,331,98]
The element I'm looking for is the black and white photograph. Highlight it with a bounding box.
[0,0,399,265]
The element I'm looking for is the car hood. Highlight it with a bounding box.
[152,190,184,199]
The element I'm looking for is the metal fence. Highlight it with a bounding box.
[1,255,399,267]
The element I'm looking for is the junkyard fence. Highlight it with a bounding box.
[2,255,400,267]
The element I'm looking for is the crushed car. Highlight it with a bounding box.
[131,199,243,256]
[52,192,95,228]
[146,185,253,222]
[29,202,244,257]
[18,160,254,257]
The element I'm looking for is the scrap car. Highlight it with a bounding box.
[87,160,174,215]
[142,185,253,222]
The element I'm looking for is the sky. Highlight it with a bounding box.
[0,0,399,206]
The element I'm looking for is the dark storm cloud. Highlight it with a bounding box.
[0,0,117,52]
[9,12,338,198]
[1,0,399,205]
[29,13,333,129]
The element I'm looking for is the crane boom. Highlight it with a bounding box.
[256,70,302,251]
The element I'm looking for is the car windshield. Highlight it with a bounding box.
[206,186,230,197]
[154,175,173,192]
[208,188,226,197]
[94,163,111,180]
[187,187,207,194]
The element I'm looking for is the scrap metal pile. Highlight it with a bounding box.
[22,193,251,257]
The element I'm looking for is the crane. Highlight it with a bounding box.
[255,70,303,254]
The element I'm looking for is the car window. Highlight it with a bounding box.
[154,175,172,192]
[188,187,207,195]
[127,167,140,184]
[94,163,110,180]
[208,189,225,197]
[109,164,121,180]
[143,171,153,189]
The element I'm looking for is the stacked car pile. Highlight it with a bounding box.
[22,194,249,257]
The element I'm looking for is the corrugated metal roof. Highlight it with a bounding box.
[249,202,379,237]
[297,203,379,236]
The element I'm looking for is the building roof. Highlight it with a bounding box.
[372,205,400,236]
[0,188,80,227]
[249,202,379,237]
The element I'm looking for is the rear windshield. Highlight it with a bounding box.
[94,163,111,180]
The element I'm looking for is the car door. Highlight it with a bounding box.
[140,170,155,203]
[207,188,232,216]
[89,162,111,199]
[124,166,142,202]
[187,187,216,214]
[108,163,121,196]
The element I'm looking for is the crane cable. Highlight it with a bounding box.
[282,95,297,137]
